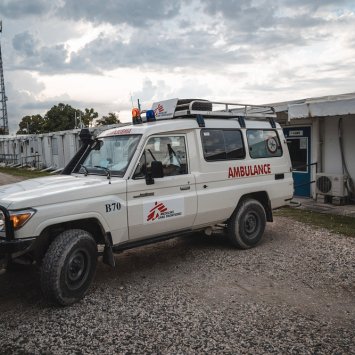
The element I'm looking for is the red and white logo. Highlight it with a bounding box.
[266,136,278,154]
[143,197,185,224]
[154,104,164,116]
[147,202,168,222]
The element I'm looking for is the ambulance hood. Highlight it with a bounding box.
[0,175,126,210]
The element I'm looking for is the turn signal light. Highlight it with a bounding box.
[10,213,32,228]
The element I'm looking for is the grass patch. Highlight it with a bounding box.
[0,167,51,179]
[274,207,355,237]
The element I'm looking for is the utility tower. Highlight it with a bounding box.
[0,21,9,135]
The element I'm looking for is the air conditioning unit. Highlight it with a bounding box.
[316,173,348,197]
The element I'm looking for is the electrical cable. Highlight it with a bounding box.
[338,118,355,202]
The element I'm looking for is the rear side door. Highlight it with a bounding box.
[127,134,197,241]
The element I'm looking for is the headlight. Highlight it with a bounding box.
[9,210,36,229]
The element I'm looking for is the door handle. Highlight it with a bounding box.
[133,192,155,198]
[180,186,190,191]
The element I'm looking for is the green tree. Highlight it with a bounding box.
[42,103,79,133]
[96,112,120,126]
[81,108,98,127]
[17,114,45,134]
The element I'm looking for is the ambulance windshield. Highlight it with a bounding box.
[74,135,141,177]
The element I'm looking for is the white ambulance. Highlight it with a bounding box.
[0,99,293,305]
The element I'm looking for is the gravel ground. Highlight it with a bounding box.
[0,218,355,354]
[0,172,27,185]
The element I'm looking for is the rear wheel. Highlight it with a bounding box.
[41,229,98,306]
[228,199,266,249]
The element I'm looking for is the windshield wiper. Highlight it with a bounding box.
[81,165,89,176]
[94,165,111,184]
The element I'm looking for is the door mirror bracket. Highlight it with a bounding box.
[145,173,154,185]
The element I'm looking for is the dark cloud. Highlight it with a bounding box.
[75,29,254,71]
[0,0,54,19]
[201,0,277,32]
[10,30,98,74]
[12,30,41,56]
[57,0,183,27]
[283,0,351,11]
[8,27,255,75]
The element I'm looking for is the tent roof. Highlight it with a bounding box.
[288,93,355,119]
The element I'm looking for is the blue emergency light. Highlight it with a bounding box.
[146,110,156,122]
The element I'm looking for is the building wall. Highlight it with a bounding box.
[0,124,124,170]
[323,115,355,179]
[281,115,355,199]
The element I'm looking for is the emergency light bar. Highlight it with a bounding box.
[131,108,156,125]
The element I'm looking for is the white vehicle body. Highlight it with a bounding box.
[0,99,293,305]
[0,119,292,242]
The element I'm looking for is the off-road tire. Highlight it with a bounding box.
[228,199,266,249]
[175,99,212,112]
[41,229,98,306]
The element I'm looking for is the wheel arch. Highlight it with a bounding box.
[238,191,273,222]
[29,216,108,263]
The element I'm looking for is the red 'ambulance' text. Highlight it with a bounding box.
[228,164,271,178]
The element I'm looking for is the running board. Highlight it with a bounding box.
[112,229,194,254]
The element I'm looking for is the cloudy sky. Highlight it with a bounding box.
[0,0,354,133]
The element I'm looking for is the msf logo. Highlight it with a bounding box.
[147,202,167,222]
[154,104,164,115]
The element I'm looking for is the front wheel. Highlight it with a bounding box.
[41,229,98,306]
[228,199,266,249]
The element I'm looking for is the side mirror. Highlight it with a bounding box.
[151,161,164,178]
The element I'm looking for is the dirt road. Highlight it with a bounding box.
[0,217,354,354]
[0,172,27,186]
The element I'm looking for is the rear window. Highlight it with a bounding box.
[246,130,282,158]
[201,130,245,161]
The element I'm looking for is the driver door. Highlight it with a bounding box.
[127,134,197,241]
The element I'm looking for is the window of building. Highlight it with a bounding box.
[30,141,34,154]
[134,135,187,178]
[52,138,58,155]
[201,129,245,162]
[287,138,307,172]
[246,130,282,158]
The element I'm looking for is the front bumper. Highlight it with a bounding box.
[0,238,36,259]
[0,205,35,260]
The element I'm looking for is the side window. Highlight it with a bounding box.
[224,130,245,159]
[52,138,58,155]
[134,136,188,178]
[246,130,282,158]
[201,129,245,161]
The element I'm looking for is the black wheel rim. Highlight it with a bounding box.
[243,212,259,239]
[65,248,91,291]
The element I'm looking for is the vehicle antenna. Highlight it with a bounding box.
[130,91,134,109]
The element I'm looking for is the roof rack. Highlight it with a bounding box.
[172,100,277,128]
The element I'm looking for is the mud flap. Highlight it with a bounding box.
[102,232,115,267]
[266,200,273,222]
